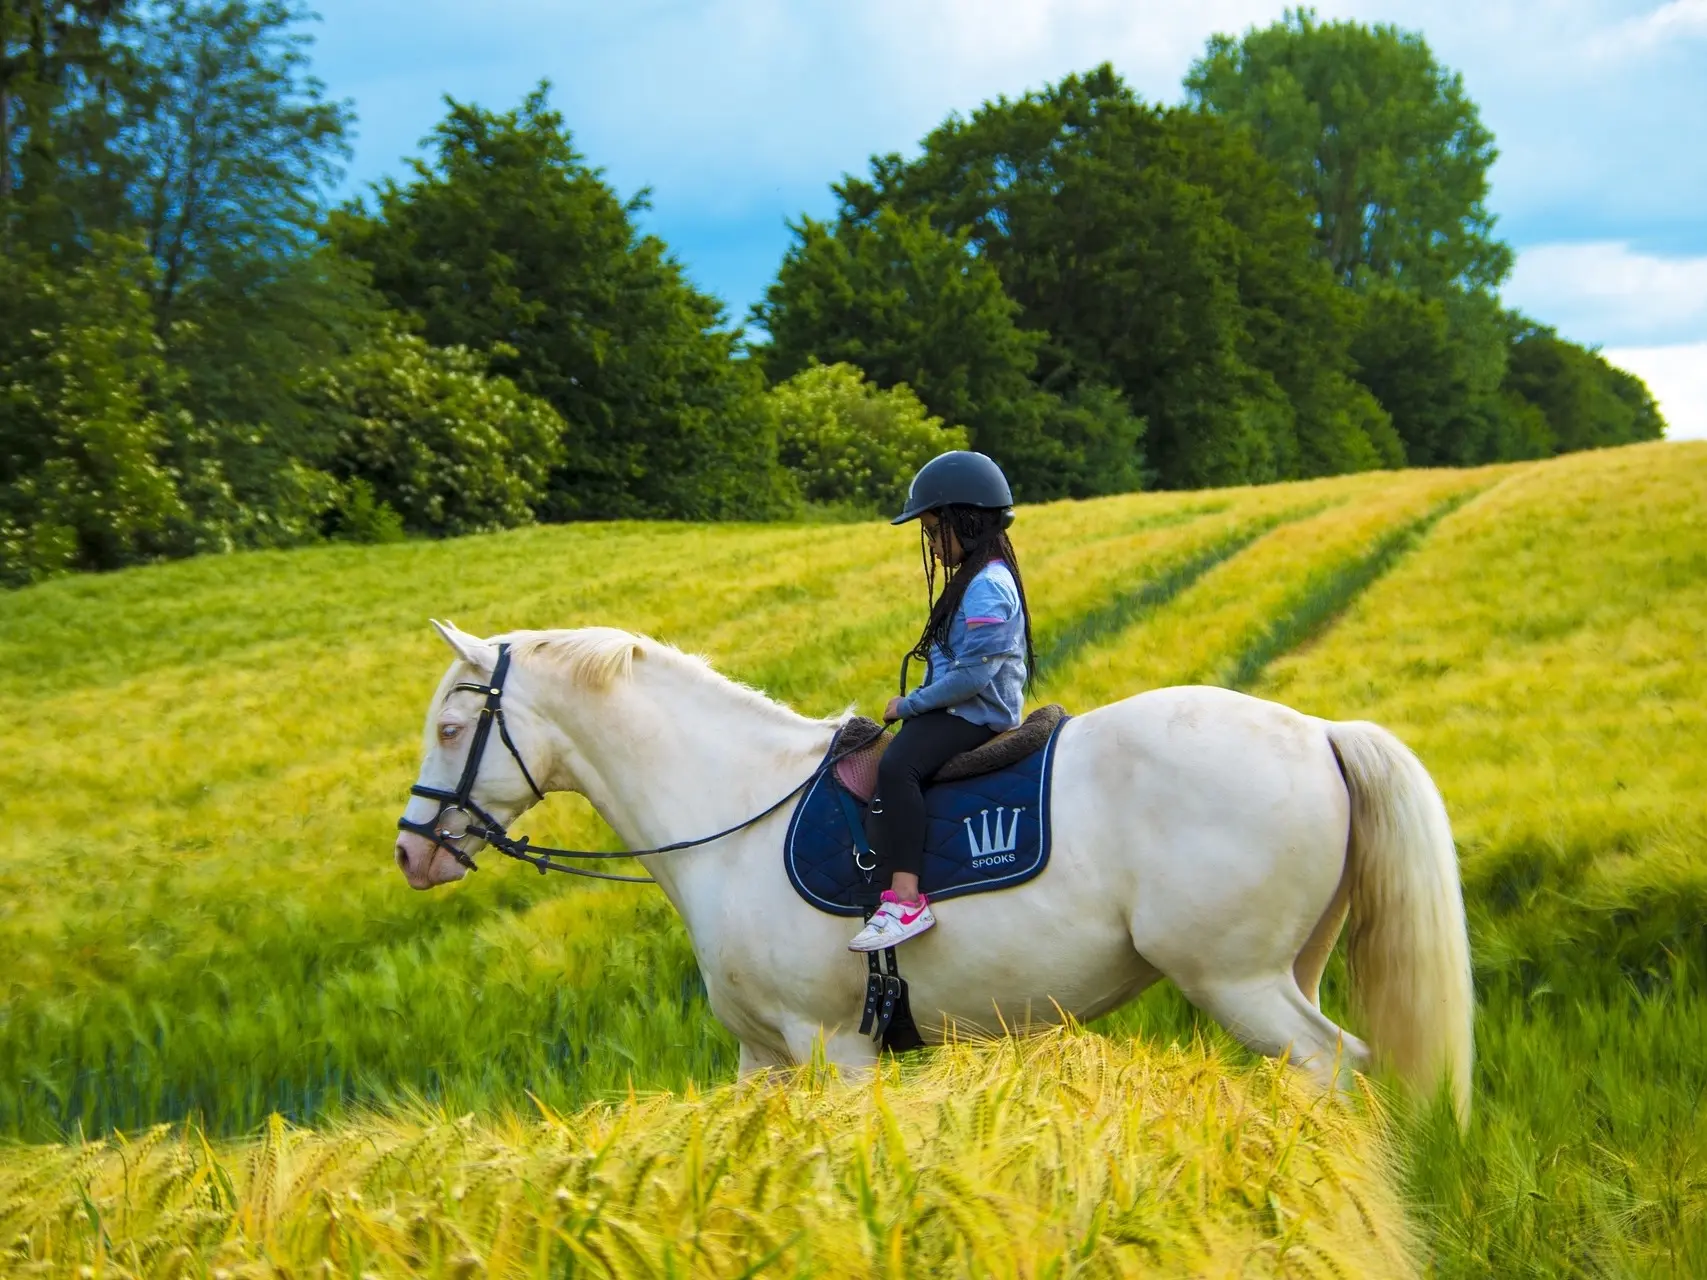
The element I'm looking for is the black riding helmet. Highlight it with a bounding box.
[892,450,1015,527]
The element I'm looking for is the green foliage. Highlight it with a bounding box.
[148,250,382,554]
[815,67,1397,490]
[0,239,185,585]
[2,0,379,566]
[1020,381,1151,498]
[1163,109,1405,477]
[123,0,351,329]
[309,330,566,537]
[769,362,968,513]
[0,1,137,249]
[1187,8,1511,292]
[0,0,1675,592]
[120,1,378,533]
[756,208,1042,438]
[1504,322,1667,453]
[755,207,1143,500]
[1352,286,1548,466]
[325,477,405,544]
[332,84,793,522]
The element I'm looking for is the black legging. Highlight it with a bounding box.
[866,710,996,879]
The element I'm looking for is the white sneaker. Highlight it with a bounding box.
[848,891,936,951]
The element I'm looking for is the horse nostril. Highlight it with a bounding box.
[395,842,411,874]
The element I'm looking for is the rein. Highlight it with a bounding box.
[399,643,878,884]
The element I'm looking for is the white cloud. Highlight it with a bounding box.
[1631,0,1707,41]
[1581,0,1707,57]
[1602,343,1707,440]
[1504,242,1707,347]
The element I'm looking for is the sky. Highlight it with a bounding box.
[308,0,1707,440]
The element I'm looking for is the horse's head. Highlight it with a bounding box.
[394,619,554,889]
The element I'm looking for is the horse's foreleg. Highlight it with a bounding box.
[738,1041,791,1078]
[1186,974,1372,1091]
[780,1020,880,1080]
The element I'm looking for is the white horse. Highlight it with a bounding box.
[394,622,1474,1121]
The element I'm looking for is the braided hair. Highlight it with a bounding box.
[906,504,1037,692]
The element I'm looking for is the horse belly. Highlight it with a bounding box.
[891,891,1157,1040]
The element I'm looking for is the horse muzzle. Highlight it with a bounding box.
[394,826,471,889]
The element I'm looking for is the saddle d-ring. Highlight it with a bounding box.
[854,847,878,873]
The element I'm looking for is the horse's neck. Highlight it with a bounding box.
[541,657,833,904]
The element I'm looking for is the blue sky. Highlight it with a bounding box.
[309,0,1707,438]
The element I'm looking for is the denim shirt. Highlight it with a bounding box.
[895,561,1027,731]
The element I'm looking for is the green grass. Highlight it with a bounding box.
[1222,488,1482,690]
[1033,500,1322,677]
[2,443,1705,1275]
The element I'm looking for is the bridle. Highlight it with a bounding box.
[398,642,872,884]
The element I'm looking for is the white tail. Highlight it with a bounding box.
[1327,720,1474,1125]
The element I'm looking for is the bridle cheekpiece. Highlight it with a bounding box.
[399,641,869,883]
[398,642,548,872]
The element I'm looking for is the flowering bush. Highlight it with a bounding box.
[311,331,566,537]
[770,362,968,514]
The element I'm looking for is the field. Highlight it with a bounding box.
[2,440,1703,1275]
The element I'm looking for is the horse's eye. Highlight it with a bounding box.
[439,724,461,742]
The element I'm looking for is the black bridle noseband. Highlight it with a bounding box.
[398,642,867,884]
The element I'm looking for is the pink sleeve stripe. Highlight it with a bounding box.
[965,615,1005,625]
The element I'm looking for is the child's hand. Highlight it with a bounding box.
[883,696,905,723]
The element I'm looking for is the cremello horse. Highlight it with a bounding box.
[395,622,1474,1121]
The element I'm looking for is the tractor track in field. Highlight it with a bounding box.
[1035,503,1332,681]
[1221,486,1486,691]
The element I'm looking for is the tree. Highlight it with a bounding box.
[122,1,347,325]
[308,329,566,537]
[1167,107,1403,476]
[758,209,1039,433]
[0,0,135,249]
[1186,9,1510,293]
[768,362,967,514]
[1503,324,1666,454]
[0,237,185,584]
[756,209,1037,475]
[119,0,365,464]
[756,205,1145,499]
[332,84,793,522]
[828,66,1387,488]
[1351,285,1552,466]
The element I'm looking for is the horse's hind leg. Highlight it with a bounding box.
[1293,865,1351,1009]
[1186,974,1371,1090]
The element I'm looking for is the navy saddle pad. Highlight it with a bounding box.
[783,717,1069,917]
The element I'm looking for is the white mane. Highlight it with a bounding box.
[506,627,844,727]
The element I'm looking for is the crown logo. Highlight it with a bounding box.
[964,806,1025,859]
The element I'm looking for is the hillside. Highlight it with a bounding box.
[2,440,1703,1275]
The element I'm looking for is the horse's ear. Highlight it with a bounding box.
[430,618,498,674]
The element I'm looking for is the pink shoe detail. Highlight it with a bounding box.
[881,889,930,926]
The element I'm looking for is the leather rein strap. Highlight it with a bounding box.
[398,642,871,884]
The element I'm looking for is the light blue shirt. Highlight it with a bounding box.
[895,561,1028,731]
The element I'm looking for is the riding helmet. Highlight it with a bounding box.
[892,450,1015,527]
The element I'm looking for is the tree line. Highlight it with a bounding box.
[0,2,1664,585]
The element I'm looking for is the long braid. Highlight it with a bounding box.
[906,505,1037,691]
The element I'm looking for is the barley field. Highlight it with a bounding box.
[1,440,1702,1276]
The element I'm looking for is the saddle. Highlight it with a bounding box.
[789,705,1072,1057]
[831,704,1068,801]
